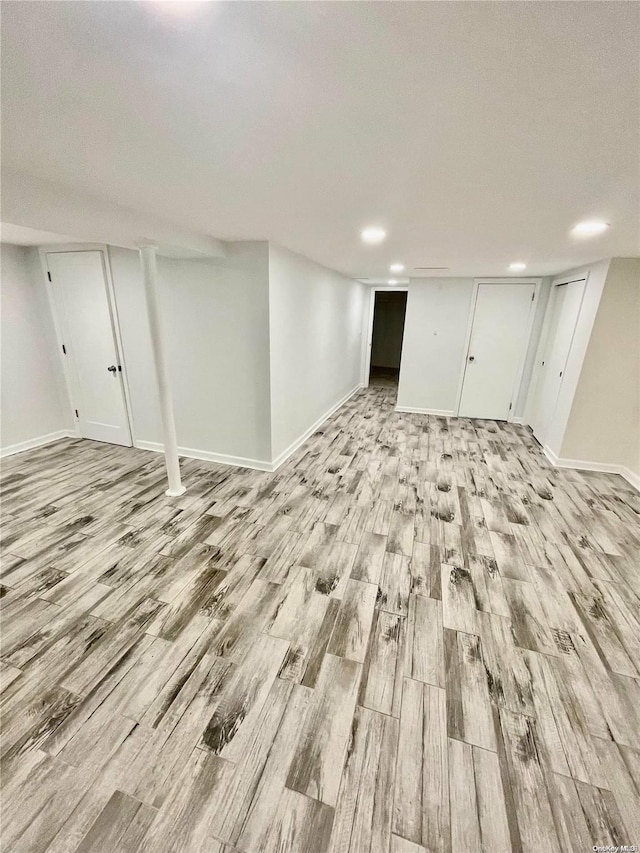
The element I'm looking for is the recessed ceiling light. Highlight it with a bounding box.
[571,220,609,237]
[361,226,387,244]
[148,1,206,19]
[388,279,399,285]
[390,263,405,273]
[509,262,527,272]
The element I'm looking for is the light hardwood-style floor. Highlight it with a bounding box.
[1,385,639,853]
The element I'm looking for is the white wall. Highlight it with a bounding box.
[108,242,272,464]
[268,244,366,461]
[560,257,640,479]
[1,243,72,451]
[7,238,363,469]
[533,259,611,457]
[397,277,548,418]
[397,278,474,414]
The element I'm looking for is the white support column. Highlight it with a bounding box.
[138,244,186,497]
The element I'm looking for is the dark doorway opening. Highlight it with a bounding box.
[369,290,408,388]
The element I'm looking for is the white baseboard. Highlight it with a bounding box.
[136,385,364,474]
[135,440,274,472]
[270,384,364,471]
[395,405,455,417]
[542,445,640,493]
[0,429,79,458]
[395,408,526,423]
[621,466,640,492]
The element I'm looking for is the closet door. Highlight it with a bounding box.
[531,278,585,446]
[458,283,536,420]
[47,251,132,446]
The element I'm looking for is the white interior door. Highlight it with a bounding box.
[459,283,536,420]
[530,279,585,446]
[47,251,132,446]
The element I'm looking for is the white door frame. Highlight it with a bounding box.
[361,286,409,387]
[524,272,588,436]
[454,278,542,422]
[38,244,136,445]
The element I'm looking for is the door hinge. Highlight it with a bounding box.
[47,271,52,282]
[509,402,512,411]
[62,344,66,355]
[74,409,79,418]
[531,293,535,301]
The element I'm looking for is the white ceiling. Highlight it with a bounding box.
[2,1,639,278]
[0,223,82,246]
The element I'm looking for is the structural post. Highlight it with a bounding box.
[138,244,186,497]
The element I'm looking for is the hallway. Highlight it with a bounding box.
[1,385,639,852]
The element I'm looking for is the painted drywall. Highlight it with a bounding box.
[532,259,611,457]
[3,167,225,259]
[560,258,640,478]
[371,292,407,370]
[108,242,272,463]
[397,279,474,414]
[397,277,552,417]
[268,244,366,461]
[513,278,552,416]
[1,243,72,450]
[22,238,363,469]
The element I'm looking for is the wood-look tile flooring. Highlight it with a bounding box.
[1,385,639,853]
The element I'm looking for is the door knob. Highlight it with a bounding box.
[468,356,475,362]
[107,365,117,373]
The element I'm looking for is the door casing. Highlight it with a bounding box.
[527,275,587,445]
[38,244,135,445]
[454,278,542,421]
